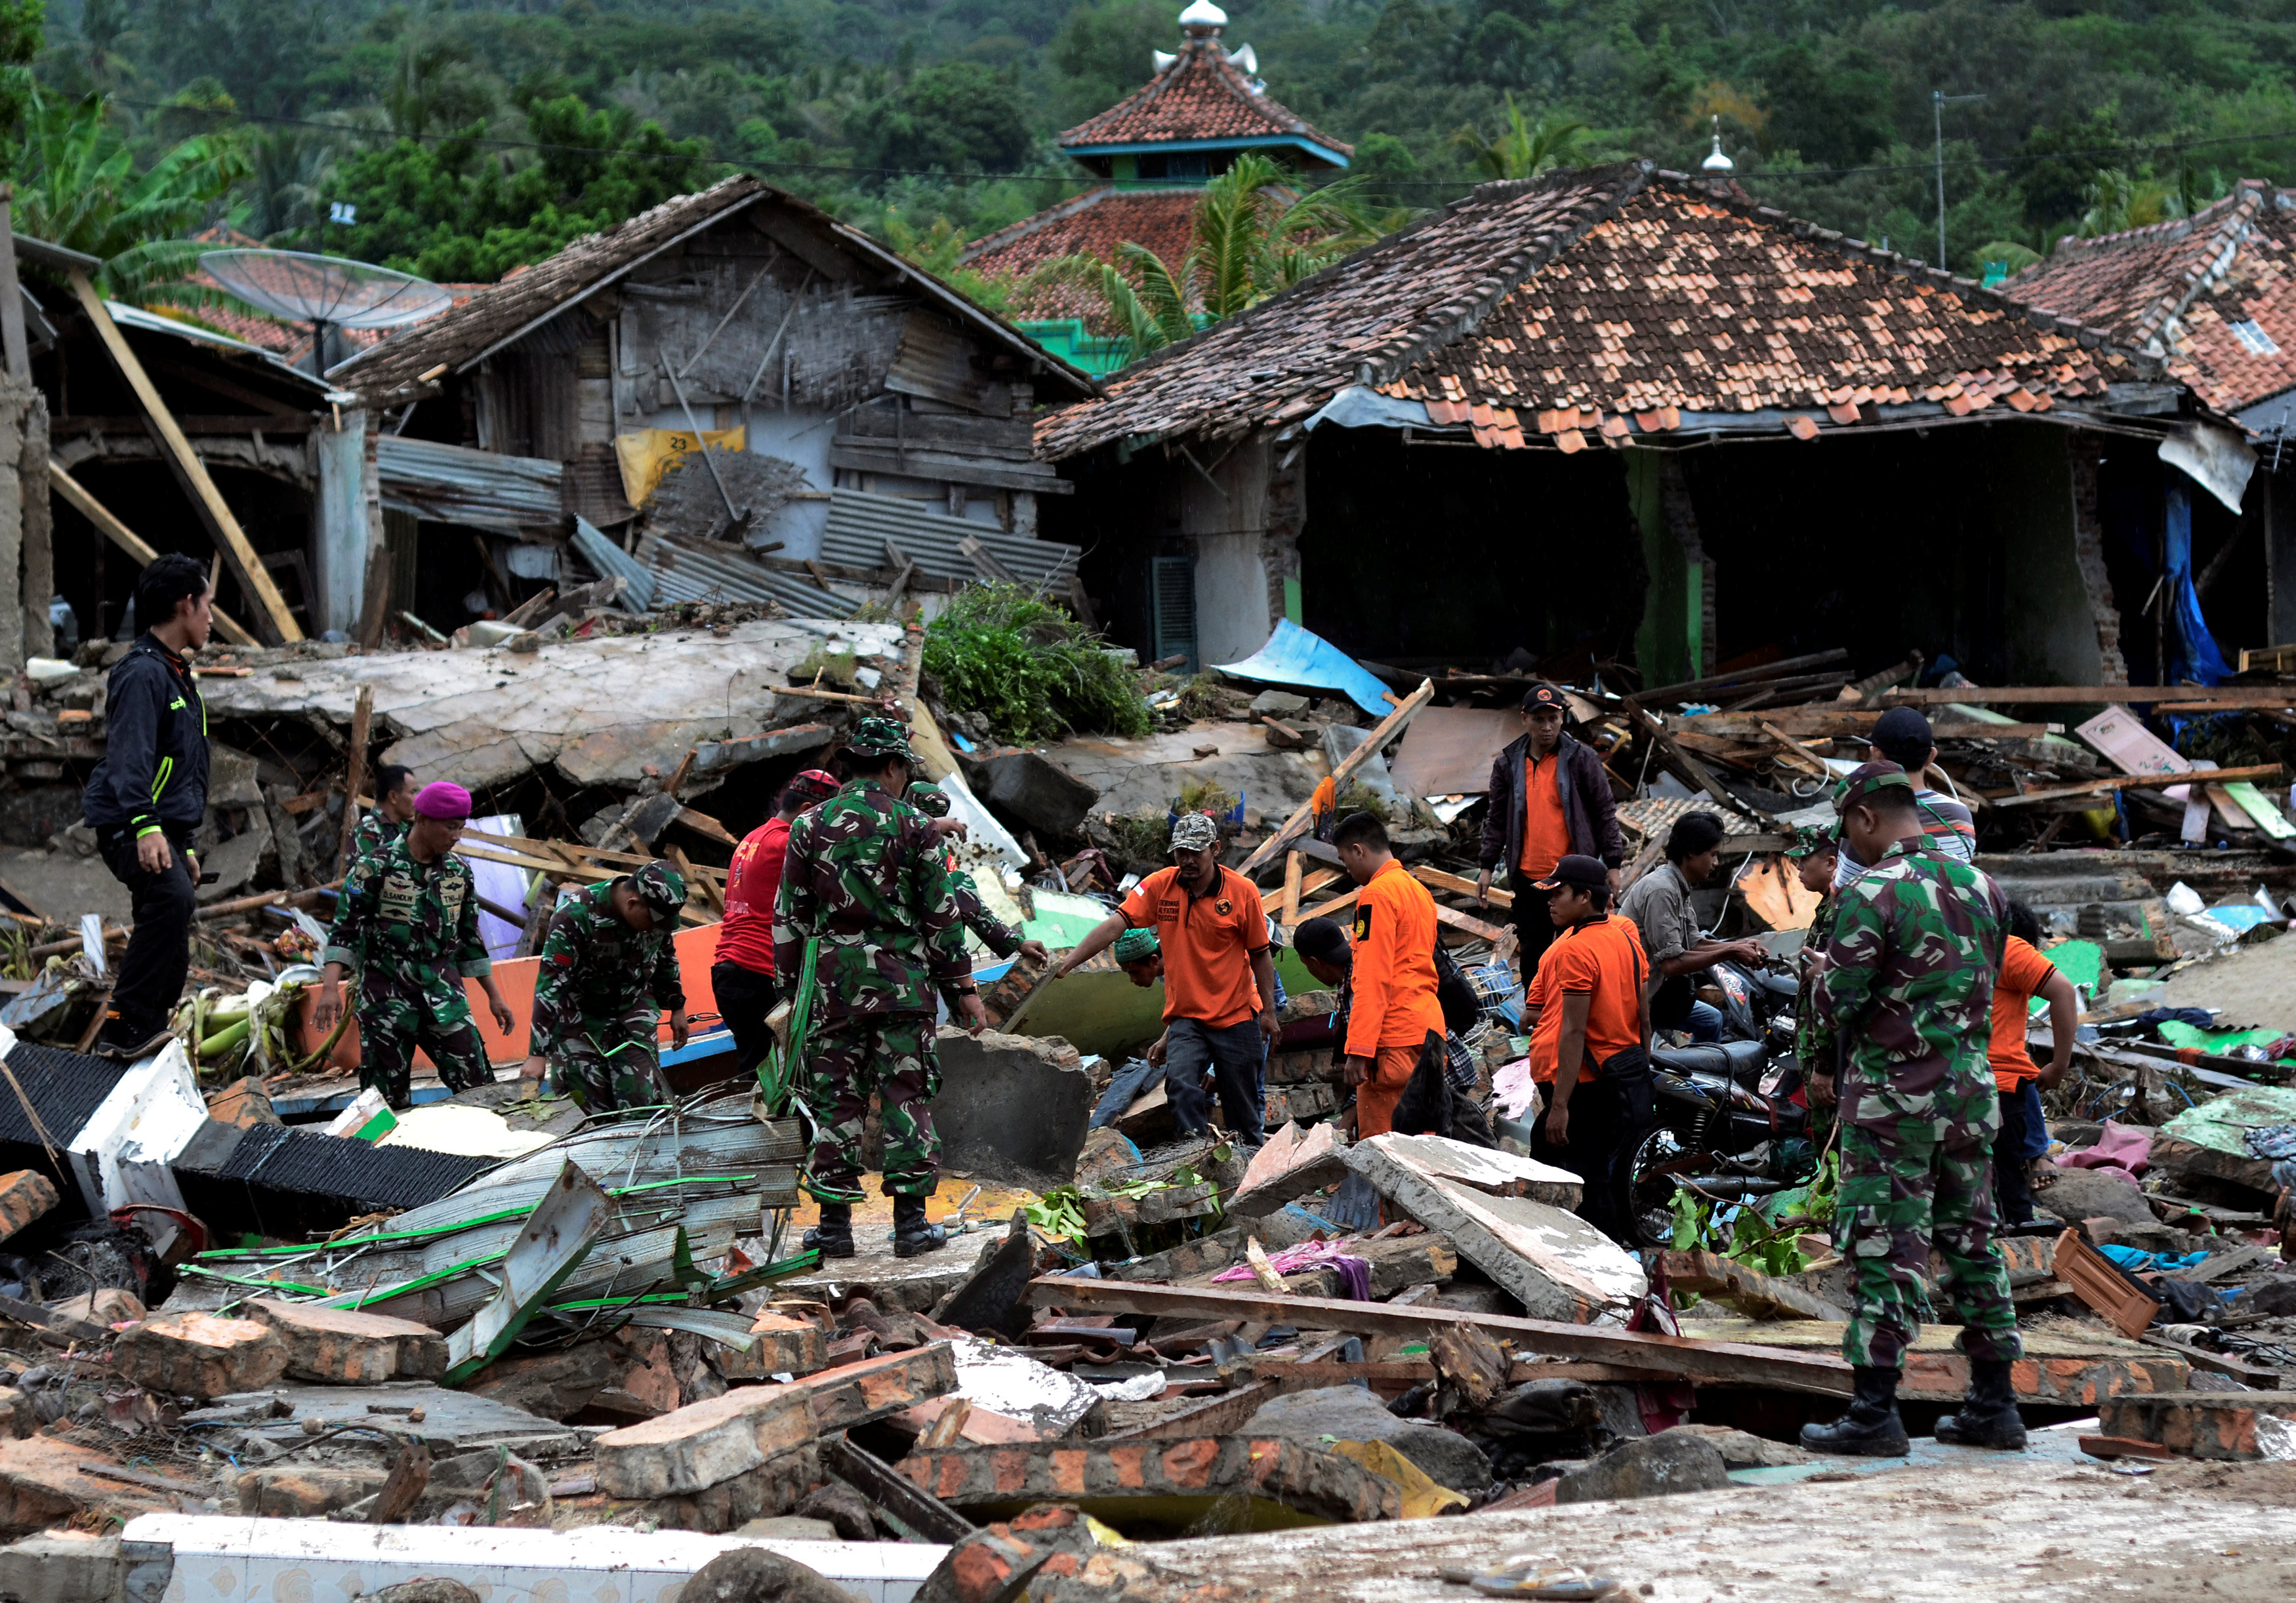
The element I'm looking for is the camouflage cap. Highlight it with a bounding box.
[1783,822,1839,859]
[629,859,688,916]
[1113,927,1160,964]
[907,782,951,819]
[1170,812,1220,853]
[1834,760,1914,813]
[846,714,915,761]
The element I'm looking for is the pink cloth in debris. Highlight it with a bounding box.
[1212,1240,1372,1299]
[2059,1120,2154,1177]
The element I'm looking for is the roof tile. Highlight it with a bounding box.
[1059,39,1349,161]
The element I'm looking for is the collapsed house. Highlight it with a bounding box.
[1033,159,2253,689]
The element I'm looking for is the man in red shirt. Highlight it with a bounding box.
[1525,855,1652,1244]
[1057,813,1279,1147]
[714,769,840,1078]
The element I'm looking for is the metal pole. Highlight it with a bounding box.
[1935,91,1947,270]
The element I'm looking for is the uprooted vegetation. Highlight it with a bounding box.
[922,584,1151,744]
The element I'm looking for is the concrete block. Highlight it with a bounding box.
[680,1541,856,1603]
[715,1311,830,1381]
[2037,1165,2154,1227]
[1247,1385,1491,1495]
[2097,1389,2296,1461]
[0,1171,58,1244]
[1082,1183,1217,1236]
[236,1465,390,1518]
[969,752,1099,838]
[1350,1132,1582,1206]
[615,1442,823,1533]
[932,1030,1096,1187]
[0,1438,169,1537]
[593,1383,815,1498]
[1231,1122,1349,1218]
[460,1343,622,1421]
[0,1531,167,1603]
[112,1311,287,1400]
[1262,1083,1341,1125]
[243,1299,449,1384]
[48,1288,144,1327]
[932,1211,1037,1342]
[1554,1432,1731,1503]
[796,1341,958,1434]
[899,1435,1401,1528]
[1345,1135,1639,1322]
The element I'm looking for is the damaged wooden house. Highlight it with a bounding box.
[1035,160,2246,689]
[325,176,1100,632]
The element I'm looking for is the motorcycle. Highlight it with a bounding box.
[1626,956,1816,1248]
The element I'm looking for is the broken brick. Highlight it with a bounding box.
[2097,1390,2296,1462]
[593,1383,815,1499]
[112,1312,287,1400]
[613,1442,823,1533]
[919,1504,1102,1603]
[1230,1122,1349,1219]
[797,1341,958,1434]
[0,1439,167,1536]
[47,1290,144,1328]
[0,1172,57,1245]
[203,1076,282,1129]
[897,1436,1400,1526]
[243,1299,449,1384]
[463,1343,622,1421]
[716,1312,829,1382]
[236,1465,390,1518]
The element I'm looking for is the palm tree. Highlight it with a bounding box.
[1452,98,1592,182]
[1036,152,1381,361]
[10,87,251,304]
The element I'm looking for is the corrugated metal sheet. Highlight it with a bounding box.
[821,489,1080,588]
[636,528,858,616]
[378,436,565,534]
[570,515,656,611]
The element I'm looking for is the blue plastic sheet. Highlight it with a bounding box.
[2163,481,2232,687]
[1213,618,1397,718]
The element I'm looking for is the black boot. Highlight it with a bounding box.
[1935,1360,2028,1450]
[892,1194,947,1259]
[1799,1366,1910,1457]
[804,1202,855,1260]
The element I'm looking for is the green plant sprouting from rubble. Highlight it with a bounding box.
[1668,1150,1838,1276]
[922,584,1149,744]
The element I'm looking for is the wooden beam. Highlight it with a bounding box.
[66,270,304,643]
[1027,1277,1852,1396]
[1623,699,1738,810]
[1411,864,1513,910]
[1756,718,1833,779]
[1296,887,1359,923]
[1432,903,1506,941]
[1991,762,2284,810]
[1241,678,1435,875]
[336,686,373,874]
[1632,648,1850,707]
[1279,851,1303,925]
[1882,685,2295,708]
[47,462,258,647]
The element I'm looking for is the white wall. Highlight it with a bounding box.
[1183,439,1275,666]
[310,407,370,638]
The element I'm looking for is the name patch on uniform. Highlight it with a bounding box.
[1157,901,1181,922]
[440,879,466,915]
[380,874,419,922]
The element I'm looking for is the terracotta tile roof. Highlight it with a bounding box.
[964,188,1203,326]
[1059,38,1349,161]
[329,176,1093,404]
[2001,183,2296,412]
[1036,163,2144,460]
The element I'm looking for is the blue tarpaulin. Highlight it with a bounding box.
[1213,619,1395,718]
[2163,480,2232,687]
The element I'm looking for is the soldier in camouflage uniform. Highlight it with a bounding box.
[520,861,690,1113]
[1803,763,2025,1457]
[775,717,988,1260]
[906,782,1050,968]
[320,781,517,1108]
[350,763,420,863]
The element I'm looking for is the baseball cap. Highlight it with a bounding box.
[1113,927,1160,964]
[1170,813,1220,853]
[1532,853,1610,891]
[1783,822,1839,859]
[1870,705,1935,761]
[1834,761,1913,813]
[845,714,916,761]
[1521,681,1568,714]
[413,781,472,821]
[629,859,688,916]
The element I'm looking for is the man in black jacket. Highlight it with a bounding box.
[1475,682,1625,975]
[81,554,213,1059]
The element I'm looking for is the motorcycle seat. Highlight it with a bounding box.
[1650,1038,1770,1087]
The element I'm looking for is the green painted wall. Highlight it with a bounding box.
[1628,448,1700,689]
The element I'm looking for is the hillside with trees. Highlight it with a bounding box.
[18,1,2296,296]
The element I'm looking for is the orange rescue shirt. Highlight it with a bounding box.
[1527,915,1649,1086]
[1344,859,1446,1057]
[1519,752,1571,878]
[1120,865,1269,1028]
[1988,935,2060,1091]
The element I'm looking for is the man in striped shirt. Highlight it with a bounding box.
[1834,706,1976,889]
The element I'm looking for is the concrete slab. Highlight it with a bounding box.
[781,1178,1035,1314]
[932,1030,1095,1188]
[184,1382,583,1461]
[1044,721,1326,824]
[596,1385,816,1499]
[0,846,128,924]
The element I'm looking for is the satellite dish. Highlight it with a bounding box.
[199,249,453,375]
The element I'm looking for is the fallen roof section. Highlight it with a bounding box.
[1035,162,2157,460]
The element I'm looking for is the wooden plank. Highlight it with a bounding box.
[1757,718,1834,779]
[1411,864,1514,911]
[1624,699,1738,809]
[337,685,373,875]
[1432,903,1506,941]
[1295,887,1359,923]
[1279,851,1303,925]
[1027,1276,1853,1396]
[48,460,258,647]
[1993,763,2283,809]
[68,271,303,642]
[1241,679,1435,875]
[1101,1379,1283,1442]
[2053,1228,2161,1339]
[1883,685,2296,708]
[820,1435,974,1544]
[1633,649,1850,706]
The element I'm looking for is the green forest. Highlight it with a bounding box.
[18,0,2296,299]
